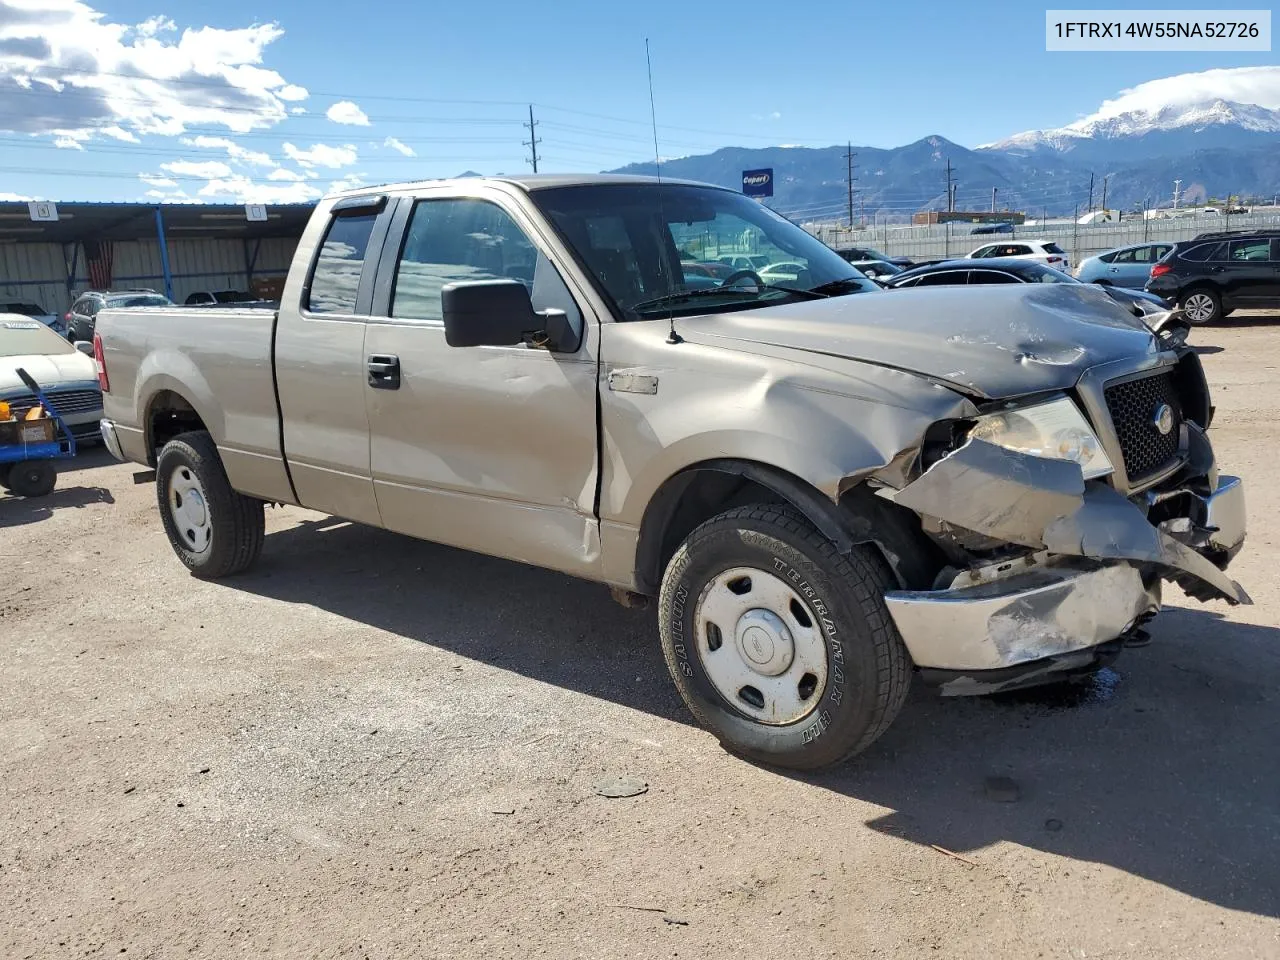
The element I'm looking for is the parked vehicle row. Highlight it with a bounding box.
[0,315,104,446]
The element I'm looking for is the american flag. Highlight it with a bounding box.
[85,240,113,290]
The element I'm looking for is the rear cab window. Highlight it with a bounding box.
[306,211,380,314]
[1042,243,1065,255]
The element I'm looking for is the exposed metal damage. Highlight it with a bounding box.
[880,434,1248,680]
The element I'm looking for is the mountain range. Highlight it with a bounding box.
[608,98,1280,220]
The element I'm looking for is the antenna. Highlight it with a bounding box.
[645,38,681,345]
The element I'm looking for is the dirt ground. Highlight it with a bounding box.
[3,316,1279,960]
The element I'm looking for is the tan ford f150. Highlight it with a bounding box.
[95,175,1248,770]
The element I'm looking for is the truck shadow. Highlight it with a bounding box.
[228,518,1279,919]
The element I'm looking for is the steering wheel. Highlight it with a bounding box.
[720,269,764,289]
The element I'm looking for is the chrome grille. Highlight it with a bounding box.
[1103,371,1182,482]
[5,388,102,417]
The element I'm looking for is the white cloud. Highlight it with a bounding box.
[277,84,308,101]
[327,174,366,193]
[290,106,306,115]
[101,124,139,143]
[139,173,178,187]
[1070,65,1280,127]
[326,100,370,126]
[196,174,322,204]
[161,158,233,179]
[384,136,415,157]
[0,192,35,201]
[180,134,274,167]
[267,168,305,181]
[0,1,311,143]
[283,141,357,169]
[53,135,84,149]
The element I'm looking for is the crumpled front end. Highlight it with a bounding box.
[876,352,1248,695]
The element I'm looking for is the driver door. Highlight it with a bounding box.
[362,189,602,578]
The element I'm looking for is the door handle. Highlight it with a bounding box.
[367,354,400,389]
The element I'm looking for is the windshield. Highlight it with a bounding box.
[0,318,75,357]
[3,302,47,316]
[106,294,171,308]
[532,183,876,319]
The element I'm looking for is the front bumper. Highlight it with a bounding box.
[882,436,1247,678]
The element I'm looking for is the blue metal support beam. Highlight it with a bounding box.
[154,206,173,301]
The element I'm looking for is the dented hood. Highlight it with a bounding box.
[676,283,1158,400]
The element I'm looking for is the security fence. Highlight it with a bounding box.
[804,209,1280,267]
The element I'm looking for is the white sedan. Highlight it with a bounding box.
[968,240,1071,273]
[1,315,103,445]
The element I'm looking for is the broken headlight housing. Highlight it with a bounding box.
[968,396,1114,480]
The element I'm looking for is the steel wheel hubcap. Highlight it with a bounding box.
[1185,294,1213,321]
[169,465,212,555]
[693,566,829,726]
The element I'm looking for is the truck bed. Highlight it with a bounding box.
[97,304,294,503]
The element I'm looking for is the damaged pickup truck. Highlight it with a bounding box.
[94,175,1247,770]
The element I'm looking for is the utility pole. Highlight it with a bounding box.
[1100,174,1112,216]
[859,196,865,227]
[944,158,957,214]
[1073,203,1079,263]
[991,186,998,213]
[523,104,541,173]
[1087,172,1095,214]
[1172,178,1182,210]
[845,142,857,228]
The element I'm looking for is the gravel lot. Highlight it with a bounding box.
[3,317,1279,960]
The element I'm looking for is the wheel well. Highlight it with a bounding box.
[632,460,942,596]
[146,390,208,465]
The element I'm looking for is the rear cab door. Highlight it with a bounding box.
[360,181,604,578]
[274,194,397,525]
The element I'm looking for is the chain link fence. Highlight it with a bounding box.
[804,209,1280,266]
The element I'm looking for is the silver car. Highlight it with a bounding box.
[1076,242,1175,288]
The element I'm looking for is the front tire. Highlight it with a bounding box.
[156,431,264,578]
[658,504,912,770]
[1180,288,1221,325]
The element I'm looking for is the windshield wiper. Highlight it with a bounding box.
[808,277,872,296]
[633,283,826,314]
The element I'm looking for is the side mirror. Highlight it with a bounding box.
[441,279,576,352]
[74,341,94,356]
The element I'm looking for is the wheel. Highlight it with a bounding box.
[658,503,912,770]
[7,460,56,497]
[156,431,264,578]
[1180,288,1221,325]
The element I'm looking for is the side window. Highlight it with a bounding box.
[1229,239,1270,262]
[1271,240,1280,262]
[971,245,993,258]
[83,299,100,317]
[1010,245,1033,256]
[912,271,967,286]
[1112,248,1137,263]
[1180,242,1221,262]
[968,270,1020,284]
[1154,245,1172,260]
[307,212,378,315]
[391,198,575,326]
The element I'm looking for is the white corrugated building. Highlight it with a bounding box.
[0,201,313,314]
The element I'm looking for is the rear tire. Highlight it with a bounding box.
[156,431,264,578]
[1180,288,1221,325]
[7,460,56,497]
[658,503,912,771]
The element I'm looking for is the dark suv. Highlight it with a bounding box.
[1146,230,1280,324]
[66,289,172,342]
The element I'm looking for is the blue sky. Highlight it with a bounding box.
[0,0,1275,204]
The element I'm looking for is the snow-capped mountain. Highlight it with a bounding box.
[980,99,1280,159]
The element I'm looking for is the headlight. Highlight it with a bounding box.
[968,396,1113,480]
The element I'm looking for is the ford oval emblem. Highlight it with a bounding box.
[1152,403,1175,436]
